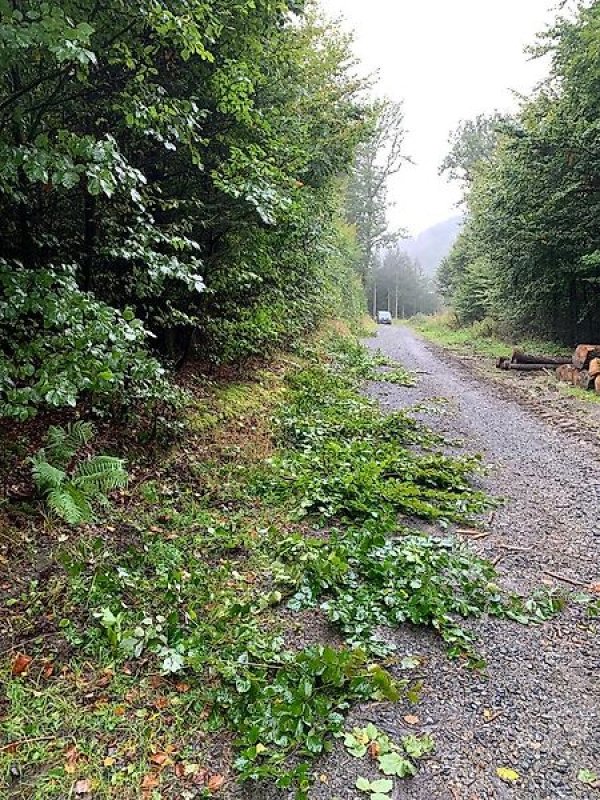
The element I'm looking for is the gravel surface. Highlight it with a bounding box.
[310,325,600,800]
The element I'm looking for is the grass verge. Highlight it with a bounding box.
[409,313,568,359]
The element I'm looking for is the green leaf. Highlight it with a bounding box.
[370,779,393,792]
[402,734,435,759]
[577,769,598,786]
[378,752,417,777]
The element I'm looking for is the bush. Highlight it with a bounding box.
[0,262,171,419]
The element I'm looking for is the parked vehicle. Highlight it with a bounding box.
[376,310,393,325]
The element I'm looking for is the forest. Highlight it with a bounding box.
[0,0,395,426]
[438,1,600,345]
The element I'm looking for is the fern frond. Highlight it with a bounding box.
[46,421,94,467]
[65,420,94,450]
[31,456,66,491]
[45,425,72,468]
[72,456,128,496]
[46,486,91,524]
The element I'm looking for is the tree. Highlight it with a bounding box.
[438,1,600,343]
[0,2,371,419]
[345,99,407,313]
[440,112,509,191]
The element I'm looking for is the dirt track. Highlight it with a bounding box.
[311,325,600,800]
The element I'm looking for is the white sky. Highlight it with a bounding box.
[319,0,557,235]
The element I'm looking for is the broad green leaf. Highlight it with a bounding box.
[577,769,598,786]
[378,752,417,777]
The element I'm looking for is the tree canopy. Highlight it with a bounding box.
[0,0,372,420]
[438,1,600,343]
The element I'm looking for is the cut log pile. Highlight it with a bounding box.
[496,344,600,394]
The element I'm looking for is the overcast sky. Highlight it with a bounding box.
[319,0,557,235]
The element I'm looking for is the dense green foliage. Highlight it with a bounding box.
[257,337,485,524]
[0,1,369,420]
[439,2,600,342]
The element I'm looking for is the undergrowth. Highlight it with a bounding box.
[410,313,568,359]
[1,329,565,800]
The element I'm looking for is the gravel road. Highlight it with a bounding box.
[311,325,600,800]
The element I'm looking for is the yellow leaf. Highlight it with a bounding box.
[497,767,520,783]
[255,743,267,754]
[103,756,116,767]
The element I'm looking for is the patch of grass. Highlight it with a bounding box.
[557,384,600,403]
[1,666,220,799]
[410,313,567,359]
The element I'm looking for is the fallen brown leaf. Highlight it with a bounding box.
[42,661,54,679]
[141,773,160,790]
[12,653,32,676]
[64,745,79,774]
[368,741,380,758]
[207,773,225,792]
[174,762,186,778]
[150,752,171,767]
[403,714,419,725]
[96,670,114,688]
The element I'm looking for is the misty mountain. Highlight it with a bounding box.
[400,215,463,276]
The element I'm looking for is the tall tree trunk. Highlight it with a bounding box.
[372,278,377,316]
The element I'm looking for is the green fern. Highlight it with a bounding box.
[72,456,128,498]
[46,486,92,525]
[31,423,127,525]
[31,457,66,491]
[45,421,94,469]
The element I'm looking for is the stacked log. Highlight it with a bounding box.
[495,345,600,395]
[496,349,571,372]
[573,345,600,370]
[553,344,600,394]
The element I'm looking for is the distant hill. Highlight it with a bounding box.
[400,216,463,276]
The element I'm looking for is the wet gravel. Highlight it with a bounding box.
[310,325,600,800]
